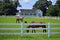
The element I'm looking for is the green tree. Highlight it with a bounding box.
[46,0,60,16]
[3,3,17,15]
[33,0,47,9]
[0,2,5,15]
[56,0,60,7]
[56,0,60,16]
[33,0,52,16]
[0,0,18,15]
[46,5,59,16]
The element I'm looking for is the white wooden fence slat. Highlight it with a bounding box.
[48,23,50,38]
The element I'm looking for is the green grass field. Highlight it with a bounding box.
[0,16,60,40]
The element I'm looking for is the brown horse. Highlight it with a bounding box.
[16,16,24,23]
[26,22,46,33]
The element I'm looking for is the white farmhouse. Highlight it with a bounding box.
[17,9,43,17]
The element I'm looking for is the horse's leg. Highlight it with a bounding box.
[34,30,36,33]
[16,19,20,23]
[42,26,44,32]
[21,19,23,22]
[32,30,33,33]
[16,19,17,23]
[43,29,46,32]
[34,28,36,33]
[32,27,34,33]
[32,28,36,33]
[43,29,45,32]
[42,25,46,32]
[32,30,35,33]
[17,19,20,23]
[44,25,46,32]
[27,30,29,33]
[26,26,30,33]
[18,20,20,23]
[45,30,46,32]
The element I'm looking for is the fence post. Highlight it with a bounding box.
[21,23,24,36]
[48,23,50,38]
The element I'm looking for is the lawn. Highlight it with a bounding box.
[0,16,60,40]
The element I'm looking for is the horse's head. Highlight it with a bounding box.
[24,21,27,23]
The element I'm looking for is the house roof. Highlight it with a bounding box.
[19,9,37,14]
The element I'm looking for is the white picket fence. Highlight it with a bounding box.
[0,23,60,38]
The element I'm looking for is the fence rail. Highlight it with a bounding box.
[0,23,60,38]
[0,32,60,35]
[0,28,60,30]
[0,23,60,26]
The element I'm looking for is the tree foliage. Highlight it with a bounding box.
[3,3,17,15]
[33,0,47,9]
[56,0,60,8]
[33,0,52,16]
[46,0,60,16]
[46,5,59,16]
[56,0,60,16]
[0,1,18,15]
[0,3,5,15]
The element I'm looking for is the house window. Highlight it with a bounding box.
[25,13,26,15]
[20,13,23,15]
[30,13,32,16]
[33,14,36,16]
